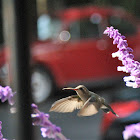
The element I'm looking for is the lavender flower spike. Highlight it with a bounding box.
[123,123,140,140]
[104,26,140,88]
[0,86,15,105]
[31,103,69,140]
[0,121,8,140]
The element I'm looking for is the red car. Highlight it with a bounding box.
[101,87,140,140]
[30,6,140,103]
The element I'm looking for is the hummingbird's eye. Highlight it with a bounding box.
[79,87,85,93]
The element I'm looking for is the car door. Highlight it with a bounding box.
[59,14,113,83]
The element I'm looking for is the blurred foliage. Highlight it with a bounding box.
[55,0,140,17]
[65,0,93,7]
[0,1,3,45]
[94,0,140,17]
[97,0,140,18]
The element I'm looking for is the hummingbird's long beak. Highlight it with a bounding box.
[62,87,77,91]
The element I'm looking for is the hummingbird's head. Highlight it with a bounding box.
[63,85,90,101]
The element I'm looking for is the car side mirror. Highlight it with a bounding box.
[59,31,71,42]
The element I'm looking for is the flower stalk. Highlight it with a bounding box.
[104,26,140,88]
[0,121,7,140]
[0,86,15,105]
[123,123,140,140]
[31,103,68,140]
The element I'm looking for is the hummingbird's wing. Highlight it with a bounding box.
[78,97,101,116]
[49,95,84,113]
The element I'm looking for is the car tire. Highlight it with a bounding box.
[31,66,56,103]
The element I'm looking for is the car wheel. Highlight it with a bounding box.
[31,66,55,103]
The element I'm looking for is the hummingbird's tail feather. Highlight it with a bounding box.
[102,103,119,117]
[101,108,110,114]
[110,108,119,117]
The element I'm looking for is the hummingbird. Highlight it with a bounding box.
[49,85,119,117]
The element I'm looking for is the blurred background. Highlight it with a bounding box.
[0,0,140,139]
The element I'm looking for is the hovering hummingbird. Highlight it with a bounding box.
[50,85,119,117]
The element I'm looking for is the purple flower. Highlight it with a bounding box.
[0,86,15,105]
[0,86,15,140]
[31,103,68,140]
[104,26,140,88]
[0,121,8,140]
[123,123,140,140]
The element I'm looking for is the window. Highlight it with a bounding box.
[80,18,99,39]
[69,21,80,40]
[37,15,62,40]
[69,17,100,40]
[108,16,137,35]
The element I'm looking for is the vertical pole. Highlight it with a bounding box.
[2,0,36,139]
[13,0,36,139]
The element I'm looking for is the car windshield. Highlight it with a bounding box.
[37,14,62,40]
